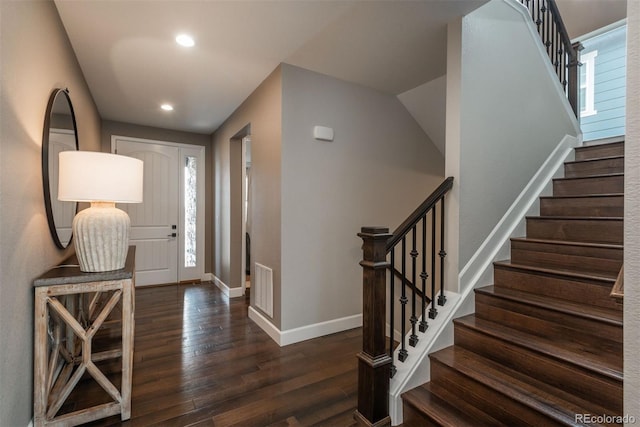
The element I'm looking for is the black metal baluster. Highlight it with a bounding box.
[409,227,419,346]
[419,215,428,332]
[552,21,556,70]
[558,28,563,81]
[546,2,552,59]
[398,237,408,362]
[429,206,437,319]
[535,0,542,31]
[389,248,396,377]
[438,197,447,306]
[563,46,568,93]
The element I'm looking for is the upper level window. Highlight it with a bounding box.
[577,23,626,141]
[579,50,598,118]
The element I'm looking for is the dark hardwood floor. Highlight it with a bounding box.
[64,283,361,426]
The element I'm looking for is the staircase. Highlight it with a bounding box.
[401,140,624,426]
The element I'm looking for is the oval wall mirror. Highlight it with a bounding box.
[42,88,79,249]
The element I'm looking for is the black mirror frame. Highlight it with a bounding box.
[42,88,79,249]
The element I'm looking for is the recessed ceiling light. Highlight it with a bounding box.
[161,104,174,111]
[176,34,195,47]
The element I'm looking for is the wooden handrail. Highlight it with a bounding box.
[386,177,454,252]
[547,0,577,62]
[518,0,581,116]
[547,0,580,115]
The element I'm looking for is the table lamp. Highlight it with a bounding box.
[58,151,143,272]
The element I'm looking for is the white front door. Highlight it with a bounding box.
[114,139,179,286]
[113,136,206,286]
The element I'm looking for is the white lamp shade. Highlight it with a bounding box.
[58,151,143,203]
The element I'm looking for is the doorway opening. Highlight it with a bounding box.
[242,135,252,298]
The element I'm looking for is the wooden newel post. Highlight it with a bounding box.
[355,226,392,427]
[568,41,584,117]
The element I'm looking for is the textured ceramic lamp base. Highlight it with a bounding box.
[73,202,130,272]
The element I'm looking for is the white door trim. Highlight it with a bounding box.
[241,136,248,296]
[111,135,205,284]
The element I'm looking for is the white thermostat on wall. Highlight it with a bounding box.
[313,125,334,142]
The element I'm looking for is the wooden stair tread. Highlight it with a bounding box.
[527,215,622,220]
[494,260,617,284]
[564,155,624,165]
[580,138,624,146]
[430,346,615,426]
[454,315,622,380]
[575,141,625,161]
[476,284,622,325]
[510,237,623,251]
[540,193,624,199]
[402,383,502,427]
[554,172,624,182]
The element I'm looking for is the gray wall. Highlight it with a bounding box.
[100,120,213,273]
[624,0,640,418]
[280,64,444,330]
[211,66,283,327]
[0,1,102,425]
[556,0,627,39]
[446,0,579,273]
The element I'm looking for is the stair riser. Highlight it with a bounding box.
[510,242,622,276]
[426,382,504,426]
[540,196,624,217]
[494,266,622,310]
[526,218,623,244]
[402,385,500,427]
[454,324,623,413]
[553,175,624,196]
[475,293,623,344]
[402,401,440,427]
[493,265,620,311]
[430,359,562,426]
[575,142,624,161]
[564,157,624,178]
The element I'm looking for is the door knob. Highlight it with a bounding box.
[167,233,177,238]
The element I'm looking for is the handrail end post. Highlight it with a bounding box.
[357,226,392,427]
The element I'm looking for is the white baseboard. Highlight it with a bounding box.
[201,273,213,282]
[27,420,33,427]
[248,306,281,344]
[248,306,362,347]
[212,274,244,298]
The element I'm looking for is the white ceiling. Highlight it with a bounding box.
[555,0,627,40]
[54,0,485,135]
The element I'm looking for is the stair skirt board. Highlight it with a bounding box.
[389,135,578,425]
[247,306,362,347]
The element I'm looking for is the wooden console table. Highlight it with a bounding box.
[33,247,135,427]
